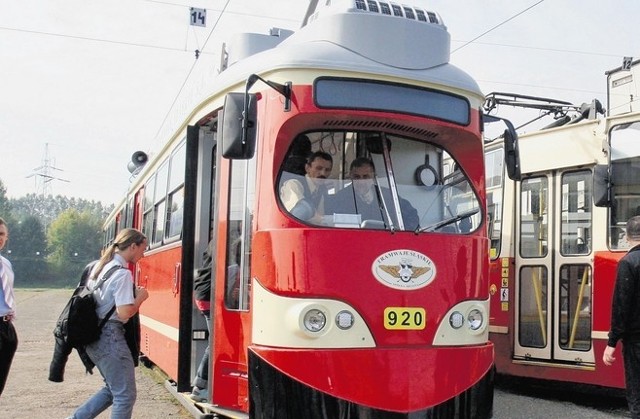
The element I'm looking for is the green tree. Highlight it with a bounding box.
[10,193,113,230]
[0,178,14,222]
[47,209,103,285]
[5,216,49,284]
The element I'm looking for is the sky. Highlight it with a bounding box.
[1,0,638,206]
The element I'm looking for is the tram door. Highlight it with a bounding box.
[514,169,595,364]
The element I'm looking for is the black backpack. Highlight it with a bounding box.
[55,264,124,349]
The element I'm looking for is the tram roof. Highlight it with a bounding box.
[210,3,483,103]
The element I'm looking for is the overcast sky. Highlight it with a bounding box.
[1,0,637,206]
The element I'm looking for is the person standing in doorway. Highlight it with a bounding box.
[190,240,214,402]
[604,215,640,418]
[67,228,149,419]
[0,217,17,397]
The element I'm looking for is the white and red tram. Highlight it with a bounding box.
[486,60,640,391]
[104,1,519,417]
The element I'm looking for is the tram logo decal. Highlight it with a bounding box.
[372,249,436,290]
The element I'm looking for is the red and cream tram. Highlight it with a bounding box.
[485,60,640,390]
[103,1,518,417]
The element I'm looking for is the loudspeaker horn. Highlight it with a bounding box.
[127,151,148,174]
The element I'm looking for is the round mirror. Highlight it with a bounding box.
[415,165,438,187]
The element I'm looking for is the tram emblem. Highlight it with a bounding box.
[372,250,436,290]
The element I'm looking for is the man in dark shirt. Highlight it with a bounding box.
[604,215,640,418]
[326,157,418,230]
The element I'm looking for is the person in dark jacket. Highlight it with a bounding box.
[49,261,98,382]
[604,216,640,418]
[325,157,419,230]
[190,240,215,402]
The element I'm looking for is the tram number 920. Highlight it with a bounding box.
[383,307,426,330]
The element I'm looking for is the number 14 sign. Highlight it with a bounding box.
[190,7,206,27]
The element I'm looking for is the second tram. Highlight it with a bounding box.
[485,59,640,390]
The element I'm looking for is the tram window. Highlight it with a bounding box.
[609,121,640,249]
[558,264,591,351]
[519,265,548,349]
[152,161,169,245]
[168,142,186,191]
[125,196,134,228]
[166,142,186,240]
[154,200,166,244]
[225,158,255,310]
[520,177,548,258]
[142,176,155,246]
[560,171,591,256]
[167,187,184,239]
[277,130,482,234]
[485,148,504,259]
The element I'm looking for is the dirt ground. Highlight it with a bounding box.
[0,288,192,419]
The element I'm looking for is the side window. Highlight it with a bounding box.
[153,161,169,245]
[486,148,504,259]
[520,176,548,258]
[167,142,186,240]
[125,196,134,228]
[560,170,591,255]
[104,220,116,249]
[609,122,640,249]
[225,156,255,310]
[143,177,155,246]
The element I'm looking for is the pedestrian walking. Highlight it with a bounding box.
[0,217,17,397]
[604,215,640,419]
[66,228,149,419]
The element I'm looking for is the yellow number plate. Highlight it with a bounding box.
[383,307,426,330]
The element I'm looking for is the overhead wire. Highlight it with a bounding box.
[0,25,210,55]
[152,0,232,140]
[452,0,546,54]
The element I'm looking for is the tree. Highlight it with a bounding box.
[6,216,49,284]
[0,178,14,221]
[10,193,113,230]
[47,209,103,285]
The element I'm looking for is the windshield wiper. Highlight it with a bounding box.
[416,208,479,233]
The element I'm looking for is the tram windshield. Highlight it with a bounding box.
[609,121,640,249]
[277,131,481,233]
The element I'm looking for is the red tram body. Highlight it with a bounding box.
[485,60,640,390]
[102,2,518,417]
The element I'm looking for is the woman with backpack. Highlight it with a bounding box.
[66,228,149,419]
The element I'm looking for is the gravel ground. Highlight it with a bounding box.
[0,288,192,419]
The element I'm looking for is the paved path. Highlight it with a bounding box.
[0,288,192,419]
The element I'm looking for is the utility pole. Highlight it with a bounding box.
[26,143,70,196]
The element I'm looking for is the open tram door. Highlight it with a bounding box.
[513,168,595,366]
[176,122,218,394]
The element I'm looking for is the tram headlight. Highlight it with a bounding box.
[449,311,464,329]
[303,308,327,333]
[335,310,355,330]
[467,308,484,331]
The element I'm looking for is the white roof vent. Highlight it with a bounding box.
[305,0,444,28]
